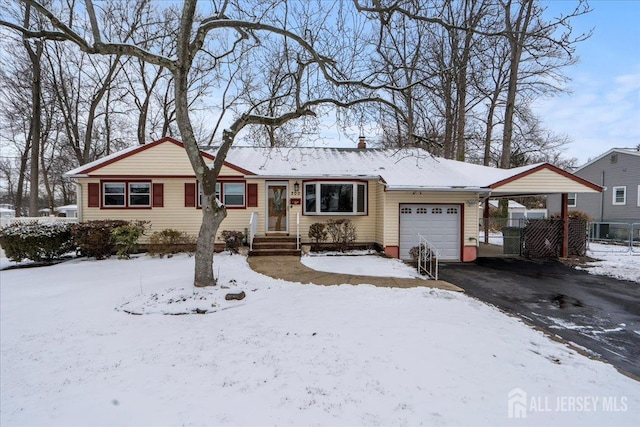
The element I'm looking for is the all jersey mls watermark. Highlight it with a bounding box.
[507,388,628,419]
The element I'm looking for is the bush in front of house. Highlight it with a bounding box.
[112,221,149,259]
[71,220,129,259]
[409,244,431,264]
[0,221,74,262]
[147,229,197,257]
[220,230,244,254]
[326,219,357,252]
[308,222,328,250]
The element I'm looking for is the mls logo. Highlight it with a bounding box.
[508,388,528,419]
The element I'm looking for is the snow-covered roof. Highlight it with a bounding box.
[57,205,77,211]
[221,147,540,191]
[574,147,640,173]
[64,138,597,193]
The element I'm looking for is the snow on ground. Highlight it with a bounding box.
[1,254,639,426]
[479,231,504,246]
[301,253,425,279]
[583,243,640,283]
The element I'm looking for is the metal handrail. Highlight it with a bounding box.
[417,234,440,280]
[249,212,258,251]
[296,212,300,251]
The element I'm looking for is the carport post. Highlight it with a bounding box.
[561,193,569,258]
[483,198,490,244]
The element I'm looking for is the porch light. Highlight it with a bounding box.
[293,181,300,195]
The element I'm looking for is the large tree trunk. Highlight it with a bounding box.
[500,0,534,169]
[24,11,42,216]
[194,194,227,287]
[174,0,226,287]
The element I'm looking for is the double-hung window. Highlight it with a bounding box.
[103,183,126,207]
[304,181,367,215]
[102,182,151,207]
[198,181,244,207]
[223,183,245,206]
[129,183,151,206]
[567,193,577,207]
[612,186,626,205]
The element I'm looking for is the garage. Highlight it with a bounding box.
[399,204,461,261]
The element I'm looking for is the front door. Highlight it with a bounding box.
[267,182,288,233]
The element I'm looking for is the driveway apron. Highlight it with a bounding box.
[439,257,640,379]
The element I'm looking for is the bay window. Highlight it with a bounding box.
[304,181,367,215]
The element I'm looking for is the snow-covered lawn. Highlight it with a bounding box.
[584,243,640,283]
[301,252,424,279]
[1,254,639,426]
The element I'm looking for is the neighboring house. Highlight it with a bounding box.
[547,148,640,223]
[65,137,601,262]
[479,200,548,227]
[56,205,78,218]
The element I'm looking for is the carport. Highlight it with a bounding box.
[480,163,603,258]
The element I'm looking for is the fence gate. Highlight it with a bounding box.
[522,218,587,258]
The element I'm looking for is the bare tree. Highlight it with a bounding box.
[4,0,388,286]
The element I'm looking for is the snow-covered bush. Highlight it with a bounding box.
[308,223,328,250]
[112,221,149,259]
[220,230,244,254]
[0,221,74,262]
[326,219,357,252]
[147,229,196,258]
[71,220,128,259]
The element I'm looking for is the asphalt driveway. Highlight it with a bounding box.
[439,257,640,379]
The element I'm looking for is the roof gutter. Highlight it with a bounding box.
[245,175,381,180]
[385,186,492,193]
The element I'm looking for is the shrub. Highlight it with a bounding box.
[0,221,74,262]
[220,230,244,254]
[308,223,328,249]
[550,210,592,222]
[71,220,128,259]
[409,244,432,263]
[326,219,357,252]
[112,221,149,259]
[148,229,196,257]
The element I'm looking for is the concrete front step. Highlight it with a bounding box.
[253,236,297,243]
[252,243,298,250]
[249,249,301,256]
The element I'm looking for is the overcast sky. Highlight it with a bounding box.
[533,0,640,166]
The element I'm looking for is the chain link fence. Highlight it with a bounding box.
[588,222,640,254]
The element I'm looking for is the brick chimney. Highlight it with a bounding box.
[357,135,366,149]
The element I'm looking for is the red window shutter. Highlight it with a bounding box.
[247,183,258,207]
[184,183,196,207]
[88,183,100,207]
[152,183,164,207]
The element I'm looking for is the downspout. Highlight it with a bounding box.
[75,181,83,222]
[600,171,605,222]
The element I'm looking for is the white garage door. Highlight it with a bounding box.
[399,204,461,261]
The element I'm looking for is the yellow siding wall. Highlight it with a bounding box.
[81,178,253,242]
[382,191,479,247]
[91,141,243,177]
[375,183,386,245]
[494,168,600,194]
[244,178,379,243]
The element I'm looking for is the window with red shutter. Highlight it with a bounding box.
[88,183,100,207]
[184,183,196,207]
[153,183,164,207]
[247,183,258,207]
